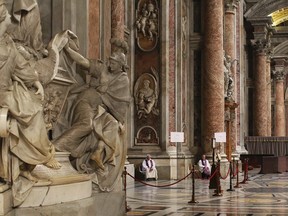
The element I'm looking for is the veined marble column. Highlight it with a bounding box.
[273,62,287,136]
[224,0,239,158]
[266,57,272,136]
[203,0,224,153]
[224,0,239,58]
[252,40,268,136]
[111,0,125,50]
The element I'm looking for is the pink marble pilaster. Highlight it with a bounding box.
[224,0,239,157]
[224,0,239,58]
[273,69,286,136]
[252,41,268,136]
[203,0,224,153]
[266,58,272,136]
[111,0,125,51]
[224,0,239,89]
[88,0,100,59]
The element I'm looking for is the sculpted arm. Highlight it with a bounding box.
[65,45,90,69]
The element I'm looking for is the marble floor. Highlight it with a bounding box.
[125,168,288,216]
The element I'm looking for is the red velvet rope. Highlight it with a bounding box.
[219,167,230,180]
[207,166,219,181]
[126,170,193,188]
[195,166,219,181]
[233,164,239,176]
[126,162,235,188]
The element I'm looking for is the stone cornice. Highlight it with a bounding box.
[246,16,274,40]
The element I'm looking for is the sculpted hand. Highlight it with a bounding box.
[34,81,45,101]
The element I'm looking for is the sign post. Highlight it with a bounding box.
[170,132,184,179]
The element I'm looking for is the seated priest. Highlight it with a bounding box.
[198,154,211,179]
[141,154,158,181]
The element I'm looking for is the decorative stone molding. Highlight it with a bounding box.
[244,0,288,18]
[225,101,238,122]
[272,69,287,81]
[246,16,273,40]
[224,0,240,13]
[135,126,159,146]
[251,39,270,55]
[272,57,287,81]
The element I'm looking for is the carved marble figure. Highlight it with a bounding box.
[8,0,48,59]
[53,39,131,190]
[136,79,156,118]
[134,69,159,119]
[224,52,237,101]
[0,1,61,206]
[136,1,158,41]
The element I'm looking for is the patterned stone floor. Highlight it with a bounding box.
[125,168,288,215]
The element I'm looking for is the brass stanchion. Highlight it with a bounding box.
[227,161,234,191]
[123,167,131,212]
[234,160,241,188]
[209,138,217,189]
[232,157,236,179]
[240,159,248,184]
[188,165,198,204]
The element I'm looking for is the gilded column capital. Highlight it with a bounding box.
[266,54,272,63]
[251,39,271,55]
[272,69,287,81]
[224,0,240,13]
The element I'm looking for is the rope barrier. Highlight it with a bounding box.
[219,167,230,180]
[127,170,193,188]
[233,163,238,177]
[123,160,244,211]
[207,166,219,181]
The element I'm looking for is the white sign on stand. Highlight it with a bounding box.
[214,132,226,143]
[170,132,184,143]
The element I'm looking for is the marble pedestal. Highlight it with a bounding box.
[0,185,11,216]
[125,163,135,184]
[4,191,125,216]
[0,152,92,215]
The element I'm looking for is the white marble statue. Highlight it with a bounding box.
[53,38,131,191]
[224,52,237,101]
[136,79,157,118]
[0,1,62,206]
[0,0,131,208]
